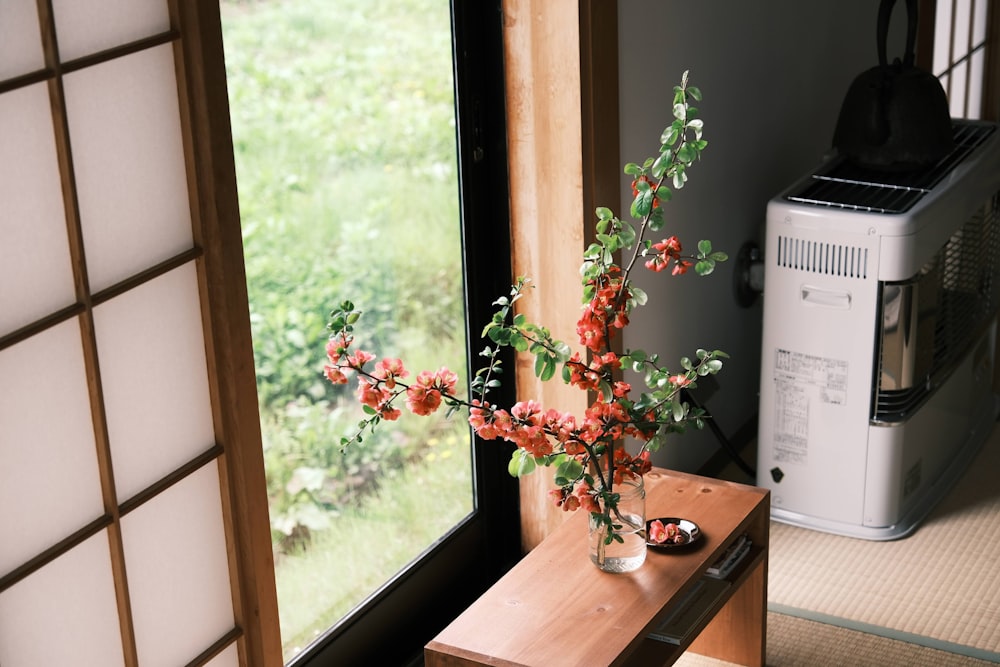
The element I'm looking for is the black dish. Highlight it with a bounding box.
[645,517,701,549]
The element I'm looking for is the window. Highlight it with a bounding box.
[919,0,1000,120]
[221,1,520,664]
[1,1,533,663]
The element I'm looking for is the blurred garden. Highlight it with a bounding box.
[221,0,473,657]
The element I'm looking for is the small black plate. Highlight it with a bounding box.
[646,517,701,549]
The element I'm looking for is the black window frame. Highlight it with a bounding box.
[287,2,521,664]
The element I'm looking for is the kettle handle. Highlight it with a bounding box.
[877,0,918,68]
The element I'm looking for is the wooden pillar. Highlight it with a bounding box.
[501,0,619,551]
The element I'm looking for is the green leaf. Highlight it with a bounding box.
[695,260,715,275]
[508,449,536,477]
[534,352,546,379]
[599,380,613,402]
[596,206,614,221]
[651,155,668,178]
[687,85,702,101]
[648,207,665,231]
[655,186,673,203]
[619,220,637,247]
[623,162,642,175]
[554,458,584,486]
[697,239,712,256]
[631,189,654,218]
[677,144,695,164]
[553,341,573,361]
[631,286,648,306]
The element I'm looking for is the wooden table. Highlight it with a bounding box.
[425,468,769,666]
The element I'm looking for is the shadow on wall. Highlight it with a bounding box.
[618,1,903,473]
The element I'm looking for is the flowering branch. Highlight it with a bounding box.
[323,71,727,548]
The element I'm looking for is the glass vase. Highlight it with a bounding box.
[588,475,646,573]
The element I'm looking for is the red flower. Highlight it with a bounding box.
[646,236,684,273]
[631,175,660,208]
[406,371,443,416]
[347,349,375,370]
[373,357,408,388]
[324,364,349,385]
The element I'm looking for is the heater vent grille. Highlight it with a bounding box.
[786,122,995,214]
[776,236,869,279]
[873,192,1000,420]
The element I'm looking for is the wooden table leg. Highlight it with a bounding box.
[685,559,767,667]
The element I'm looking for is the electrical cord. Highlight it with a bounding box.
[681,387,757,479]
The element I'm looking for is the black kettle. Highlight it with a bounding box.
[832,0,953,171]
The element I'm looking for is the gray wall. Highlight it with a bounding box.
[618,1,907,474]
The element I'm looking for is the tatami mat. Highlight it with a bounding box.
[765,423,1000,662]
[675,611,998,666]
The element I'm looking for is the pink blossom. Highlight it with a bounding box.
[511,400,543,425]
[324,364,348,385]
[406,371,442,416]
[434,367,458,395]
[375,358,408,388]
[670,374,692,387]
[347,349,375,370]
[671,260,692,276]
[357,380,391,412]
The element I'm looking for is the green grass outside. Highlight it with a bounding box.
[220,0,474,659]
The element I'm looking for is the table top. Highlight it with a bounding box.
[426,468,769,667]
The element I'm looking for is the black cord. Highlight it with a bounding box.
[681,388,757,479]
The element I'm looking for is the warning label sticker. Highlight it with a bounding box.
[772,348,848,464]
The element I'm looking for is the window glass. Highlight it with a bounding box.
[220,1,474,660]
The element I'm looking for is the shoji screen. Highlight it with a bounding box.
[0,2,278,665]
[928,0,993,118]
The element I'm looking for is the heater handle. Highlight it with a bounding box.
[801,285,852,309]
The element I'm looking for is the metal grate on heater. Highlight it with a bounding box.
[873,193,1000,421]
[787,121,996,214]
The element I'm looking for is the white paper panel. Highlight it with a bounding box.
[93,263,215,501]
[51,0,169,62]
[64,44,193,292]
[950,61,969,118]
[968,50,984,120]
[0,532,125,667]
[973,0,989,44]
[204,643,239,667]
[952,0,972,62]
[0,319,104,576]
[0,1,44,80]
[0,83,76,338]
[122,463,234,667]
[933,0,952,75]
